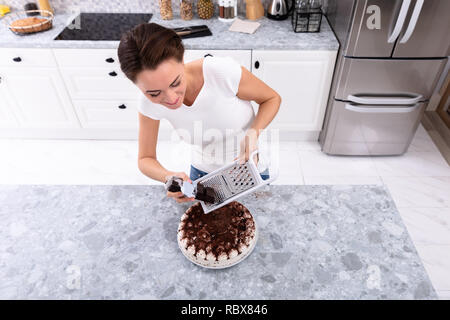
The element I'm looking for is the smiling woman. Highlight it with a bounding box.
[117,23,281,204]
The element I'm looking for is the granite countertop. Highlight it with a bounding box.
[0,11,339,50]
[0,184,436,299]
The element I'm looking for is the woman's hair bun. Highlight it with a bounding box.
[118,23,184,82]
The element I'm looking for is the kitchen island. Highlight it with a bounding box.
[0,184,436,299]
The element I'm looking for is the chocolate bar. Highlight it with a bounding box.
[165,176,182,193]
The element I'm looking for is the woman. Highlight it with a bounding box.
[118,23,281,203]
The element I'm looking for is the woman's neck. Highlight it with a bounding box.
[183,63,199,106]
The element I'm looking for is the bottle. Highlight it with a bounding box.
[37,0,53,17]
[180,0,193,20]
[219,0,238,22]
[232,0,238,19]
[245,0,264,20]
[219,0,225,18]
[159,0,173,20]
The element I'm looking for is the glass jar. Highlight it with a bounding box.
[180,0,194,20]
[197,0,214,19]
[219,0,238,21]
[293,0,309,32]
[308,0,322,32]
[159,0,173,20]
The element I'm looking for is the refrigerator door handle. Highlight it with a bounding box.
[345,103,421,114]
[347,94,423,105]
[388,0,411,43]
[399,0,424,43]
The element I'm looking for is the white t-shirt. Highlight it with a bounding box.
[138,55,267,173]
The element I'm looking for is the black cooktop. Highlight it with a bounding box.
[54,13,153,41]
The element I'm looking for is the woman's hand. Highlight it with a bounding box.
[236,129,259,165]
[164,172,195,203]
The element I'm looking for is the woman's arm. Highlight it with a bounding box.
[237,66,281,136]
[236,66,282,162]
[137,113,170,183]
[138,113,194,202]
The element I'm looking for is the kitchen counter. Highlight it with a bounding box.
[0,184,436,299]
[0,12,339,50]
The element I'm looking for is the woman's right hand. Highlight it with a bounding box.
[164,172,195,203]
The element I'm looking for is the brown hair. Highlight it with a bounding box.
[118,23,184,83]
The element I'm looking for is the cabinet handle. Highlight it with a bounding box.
[13,57,22,62]
[254,61,260,69]
[105,57,115,63]
[109,71,117,77]
[204,54,213,57]
[118,104,127,109]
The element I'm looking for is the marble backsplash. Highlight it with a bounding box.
[6,0,329,15]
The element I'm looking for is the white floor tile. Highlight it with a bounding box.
[297,140,322,151]
[398,207,450,246]
[414,245,450,291]
[299,150,378,177]
[409,124,440,153]
[156,141,192,174]
[271,148,304,185]
[372,151,450,177]
[0,139,151,185]
[278,141,298,151]
[304,176,383,185]
[437,290,450,300]
[382,176,450,208]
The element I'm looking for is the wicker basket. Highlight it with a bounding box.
[3,10,53,35]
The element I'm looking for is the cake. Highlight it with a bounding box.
[177,201,257,268]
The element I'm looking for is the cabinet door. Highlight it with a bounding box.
[184,50,252,70]
[71,99,139,129]
[0,77,19,128]
[0,48,56,68]
[59,67,141,100]
[252,50,337,132]
[0,67,80,128]
[53,48,121,67]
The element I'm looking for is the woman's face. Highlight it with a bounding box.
[135,58,187,110]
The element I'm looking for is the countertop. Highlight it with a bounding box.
[0,184,436,299]
[0,12,339,50]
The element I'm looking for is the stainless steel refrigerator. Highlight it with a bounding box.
[319,0,449,155]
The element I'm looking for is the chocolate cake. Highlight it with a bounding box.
[177,201,257,268]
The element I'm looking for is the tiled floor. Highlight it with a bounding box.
[0,124,449,299]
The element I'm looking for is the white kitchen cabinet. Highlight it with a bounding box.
[53,48,120,68]
[54,49,142,129]
[251,50,337,139]
[54,48,141,100]
[58,67,141,100]
[0,66,80,128]
[71,99,139,129]
[0,48,57,68]
[70,98,174,140]
[0,81,19,128]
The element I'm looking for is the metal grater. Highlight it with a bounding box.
[192,150,277,214]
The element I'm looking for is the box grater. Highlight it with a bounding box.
[187,150,277,214]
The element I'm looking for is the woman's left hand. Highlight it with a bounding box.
[235,129,259,165]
